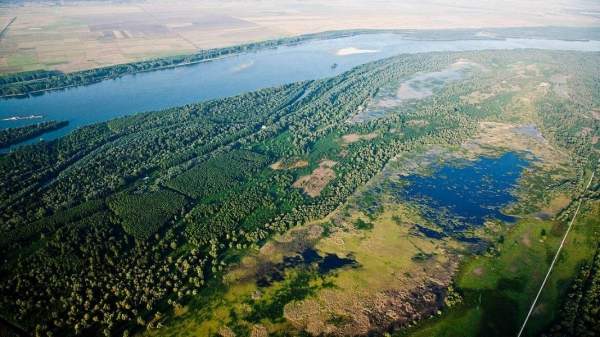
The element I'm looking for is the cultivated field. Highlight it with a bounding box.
[0,0,598,73]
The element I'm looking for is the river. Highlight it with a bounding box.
[1,33,599,150]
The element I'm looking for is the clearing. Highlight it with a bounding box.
[270,159,309,170]
[293,160,337,197]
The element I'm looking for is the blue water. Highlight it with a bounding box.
[1,34,600,151]
[397,152,529,232]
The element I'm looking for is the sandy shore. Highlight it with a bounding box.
[336,47,379,56]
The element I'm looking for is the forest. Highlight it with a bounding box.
[542,241,600,336]
[0,49,598,337]
[0,120,68,148]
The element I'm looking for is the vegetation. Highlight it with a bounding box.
[353,218,374,230]
[0,48,598,337]
[108,189,187,239]
[0,120,68,148]
[542,243,600,337]
[245,270,321,322]
[166,150,269,200]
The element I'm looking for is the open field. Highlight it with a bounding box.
[0,0,599,73]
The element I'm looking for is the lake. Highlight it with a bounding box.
[1,33,600,150]
[396,152,529,233]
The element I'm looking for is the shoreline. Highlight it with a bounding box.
[1,26,599,98]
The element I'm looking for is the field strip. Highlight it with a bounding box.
[517,170,595,337]
[134,5,199,50]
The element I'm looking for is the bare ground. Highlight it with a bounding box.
[341,132,378,144]
[270,159,309,170]
[293,160,337,197]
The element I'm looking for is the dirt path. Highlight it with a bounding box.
[517,170,595,337]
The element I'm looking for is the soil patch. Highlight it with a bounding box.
[521,232,531,247]
[341,132,378,144]
[270,159,309,170]
[293,160,337,197]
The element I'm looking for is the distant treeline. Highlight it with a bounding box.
[0,120,68,148]
[1,27,599,97]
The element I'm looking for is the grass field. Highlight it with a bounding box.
[403,202,600,337]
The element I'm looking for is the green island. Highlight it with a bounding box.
[0,48,599,337]
[0,120,68,148]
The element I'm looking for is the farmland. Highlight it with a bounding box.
[0,0,599,75]
[0,46,598,337]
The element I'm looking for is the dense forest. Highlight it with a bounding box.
[0,49,598,337]
[1,27,599,97]
[0,121,68,148]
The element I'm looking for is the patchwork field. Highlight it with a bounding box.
[0,0,599,73]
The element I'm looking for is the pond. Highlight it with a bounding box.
[1,33,600,150]
[396,152,529,233]
[256,248,357,287]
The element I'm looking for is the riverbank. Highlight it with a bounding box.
[2,26,600,97]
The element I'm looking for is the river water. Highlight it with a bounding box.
[1,33,599,149]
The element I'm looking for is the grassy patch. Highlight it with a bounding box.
[244,269,320,323]
[308,131,341,162]
[353,218,374,230]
